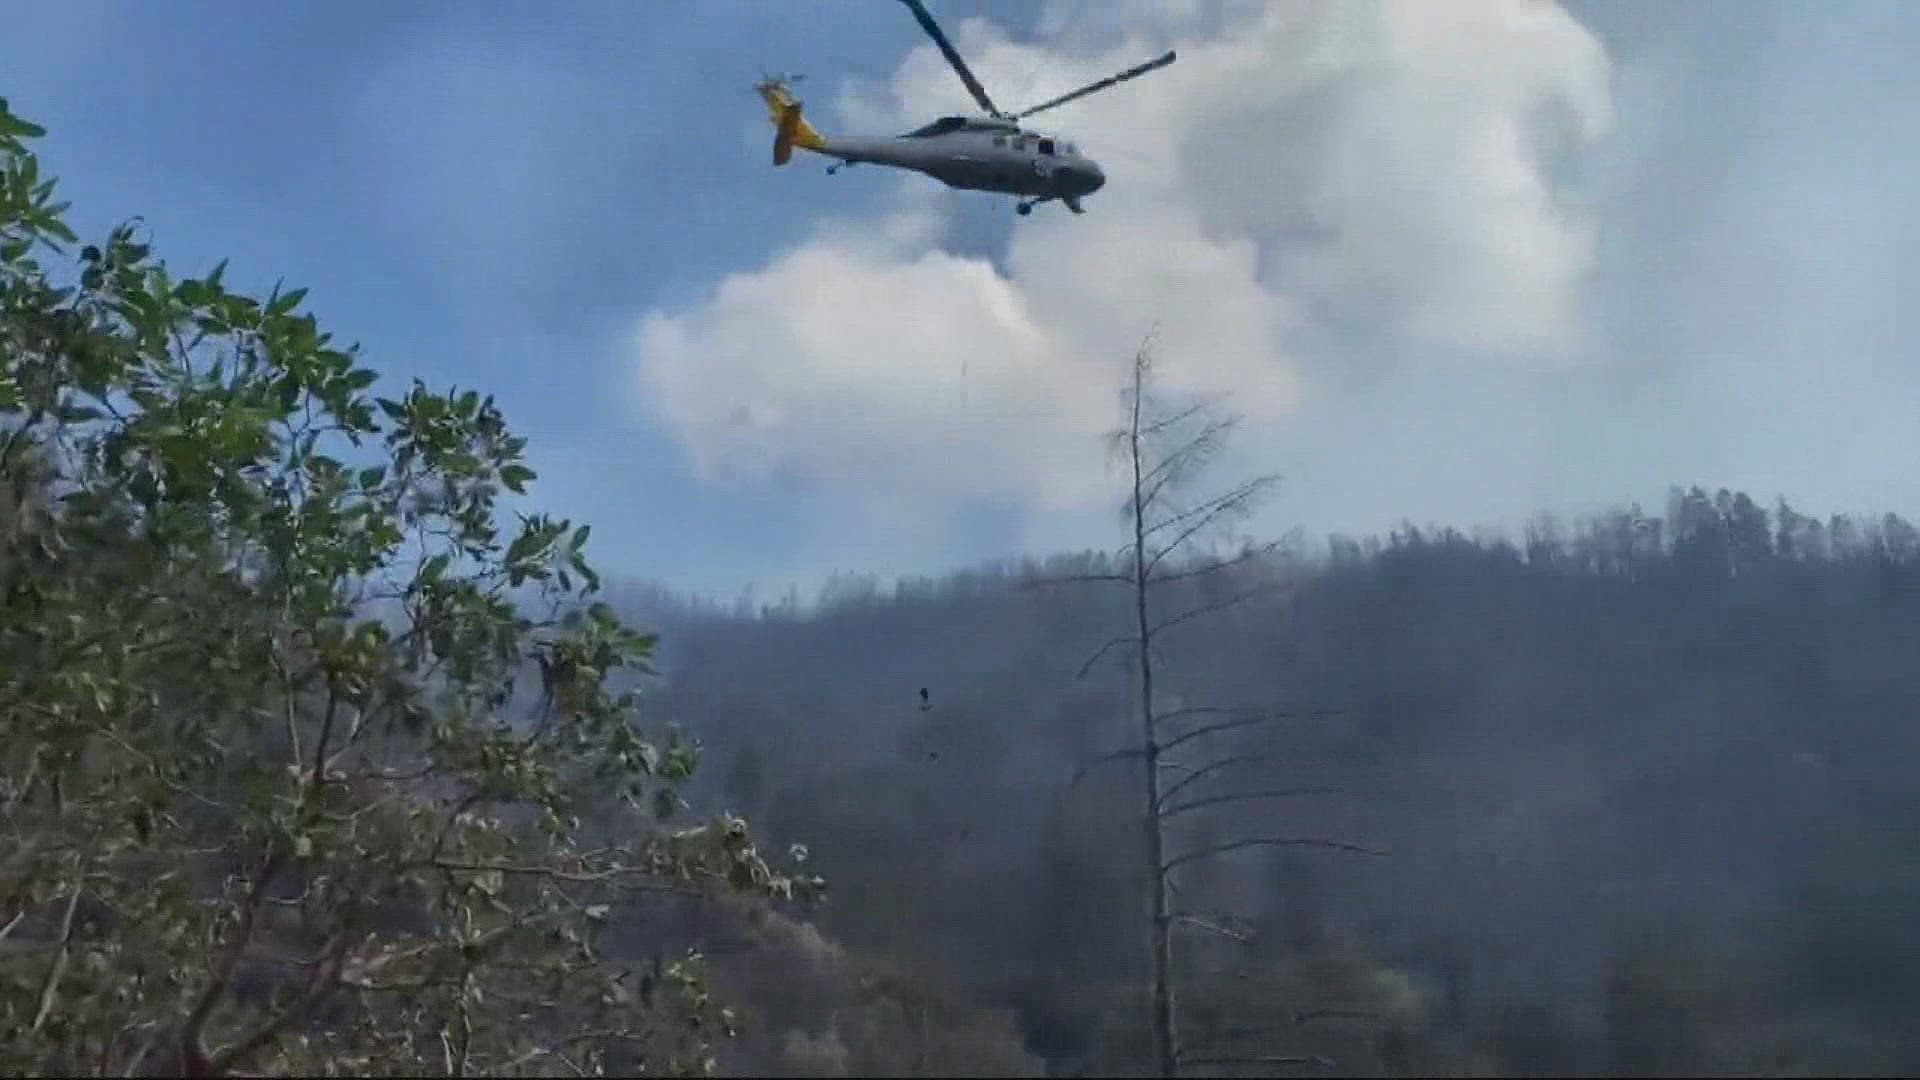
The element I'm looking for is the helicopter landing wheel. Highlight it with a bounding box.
[1016,201,1034,217]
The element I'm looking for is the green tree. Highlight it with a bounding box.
[1,98,814,1076]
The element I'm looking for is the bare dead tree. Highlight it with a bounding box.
[1047,337,1380,1078]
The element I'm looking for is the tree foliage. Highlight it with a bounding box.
[0,97,814,1076]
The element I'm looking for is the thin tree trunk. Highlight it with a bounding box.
[1131,353,1178,1079]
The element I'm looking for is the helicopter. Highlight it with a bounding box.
[756,0,1175,217]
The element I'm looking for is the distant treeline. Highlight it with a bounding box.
[604,485,1920,1076]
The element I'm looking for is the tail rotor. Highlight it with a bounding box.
[755,73,827,166]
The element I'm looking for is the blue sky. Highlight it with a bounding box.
[7,1,1919,600]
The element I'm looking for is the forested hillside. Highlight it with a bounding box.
[618,493,1920,1075]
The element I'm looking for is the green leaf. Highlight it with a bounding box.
[569,550,601,594]
[499,464,536,494]
[268,286,308,316]
[421,553,450,583]
[505,530,539,566]
[0,111,47,139]
[357,466,386,489]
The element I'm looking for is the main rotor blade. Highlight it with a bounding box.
[897,0,1001,117]
[1013,49,1177,121]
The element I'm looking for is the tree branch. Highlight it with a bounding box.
[1171,913,1252,942]
[1141,475,1278,567]
[1075,634,1137,680]
[1149,537,1288,586]
[92,726,228,811]
[121,1026,159,1077]
[29,886,82,1032]
[1138,400,1212,438]
[499,1029,628,1073]
[1159,786,1343,819]
[1146,583,1281,641]
[327,701,372,769]
[448,979,474,1078]
[1294,1008,1383,1026]
[204,934,350,1076]
[1159,705,1341,725]
[1016,570,1131,592]
[7,752,41,811]
[1157,753,1264,807]
[1157,710,1341,757]
[1163,837,1385,876]
[271,647,302,775]
[1133,416,1236,516]
[1178,1054,1334,1070]
[179,850,285,1075]
[1069,746,1146,788]
[407,858,708,897]
[1180,1024,1294,1053]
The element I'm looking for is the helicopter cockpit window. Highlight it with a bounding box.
[1038,138,1056,155]
[906,116,967,137]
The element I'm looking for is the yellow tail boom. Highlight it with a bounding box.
[757,80,826,166]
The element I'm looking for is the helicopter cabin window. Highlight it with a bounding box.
[907,116,967,137]
[1038,138,1056,155]
[992,134,1006,147]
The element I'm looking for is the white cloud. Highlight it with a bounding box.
[634,222,1109,509]
[629,0,1612,527]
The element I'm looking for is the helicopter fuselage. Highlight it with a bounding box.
[821,117,1105,201]
[760,0,1170,216]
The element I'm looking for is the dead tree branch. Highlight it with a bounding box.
[1076,634,1139,679]
[1171,913,1253,942]
[1293,1008,1383,1026]
[1159,786,1343,819]
[1163,837,1385,876]
[1178,1054,1335,1070]
[1069,747,1147,788]
[1157,711,1340,757]
[1149,537,1290,586]
[1147,584,1283,640]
